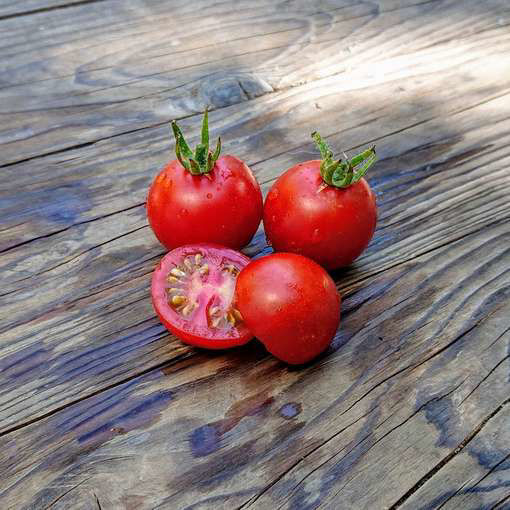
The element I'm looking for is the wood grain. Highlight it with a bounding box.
[398,406,510,509]
[0,0,102,19]
[1,222,508,509]
[0,0,508,164]
[1,65,510,433]
[1,0,509,507]
[2,26,509,251]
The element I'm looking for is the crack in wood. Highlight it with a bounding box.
[0,0,106,22]
[458,352,510,408]
[0,203,144,255]
[388,398,510,509]
[471,451,510,492]
[491,492,510,509]
[0,351,192,439]
[0,121,168,170]
[319,384,468,507]
[42,478,90,510]
[238,405,379,509]
[436,479,471,510]
[93,492,102,510]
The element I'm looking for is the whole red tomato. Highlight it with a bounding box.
[147,110,263,250]
[264,132,377,269]
[152,244,253,349]
[236,253,341,364]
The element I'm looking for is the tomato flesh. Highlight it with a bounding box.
[152,244,253,349]
[147,155,263,251]
[263,161,377,269]
[236,253,341,364]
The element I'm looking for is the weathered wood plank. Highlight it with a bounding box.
[0,221,508,509]
[398,403,510,509]
[0,0,508,164]
[0,0,101,19]
[0,1,509,506]
[2,29,509,252]
[1,64,510,433]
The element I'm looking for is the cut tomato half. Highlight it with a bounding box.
[151,244,253,349]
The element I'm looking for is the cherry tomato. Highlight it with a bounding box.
[152,244,253,349]
[236,253,341,364]
[264,133,377,269]
[147,110,263,251]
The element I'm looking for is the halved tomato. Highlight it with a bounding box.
[151,244,252,349]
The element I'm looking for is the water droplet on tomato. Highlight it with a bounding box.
[206,193,212,199]
[312,228,320,241]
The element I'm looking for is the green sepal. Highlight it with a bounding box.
[170,107,222,175]
[312,131,377,188]
[211,136,221,163]
[194,144,208,170]
[189,159,201,175]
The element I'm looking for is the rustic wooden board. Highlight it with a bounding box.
[0,0,508,165]
[1,71,510,433]
[0,0,99,18]
[2,29,509,251]
[1,222,508,509]
[1,0,510,507]
[398,407,510,509]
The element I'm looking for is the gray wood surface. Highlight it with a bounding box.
[0,0,509,509]
[1,0,507,165]
[0,0,101,18]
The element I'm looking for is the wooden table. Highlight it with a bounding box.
[1,1,509,508]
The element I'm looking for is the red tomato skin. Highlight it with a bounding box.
[236,253,341,364]
[147,155,263,250]
[151,244,253,349]
[263,161,377,269]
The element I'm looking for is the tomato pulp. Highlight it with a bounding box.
[236,253,341,364]
[152,244,253,349]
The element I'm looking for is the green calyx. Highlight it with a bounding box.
[171,108,221,175]
[312,131,377,188]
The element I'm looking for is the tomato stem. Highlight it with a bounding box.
[312,131,376,188]
[171,108,222,175]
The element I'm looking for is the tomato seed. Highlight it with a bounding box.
[171,295,187,306]
[182,303,194,316]
[170,268,187,278]
[211,316,223,328]
[209,306,221,316]
[223,264,239,276]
